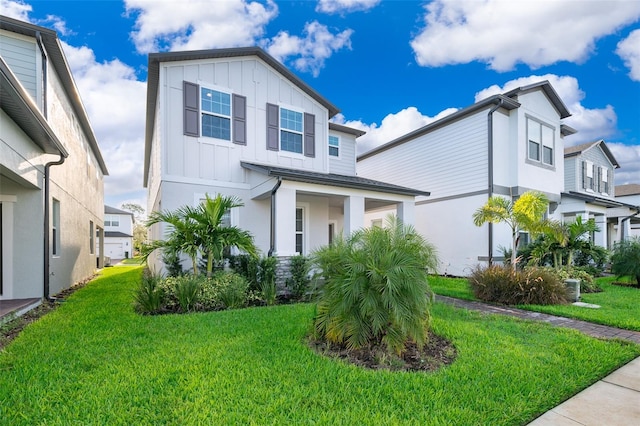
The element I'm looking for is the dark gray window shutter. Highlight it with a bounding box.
[233,94,247,145]
[304,113,315,158]
[184,81,199,137]
[581,161,586,189]
[266,103,279,151]
[596,166,602,192]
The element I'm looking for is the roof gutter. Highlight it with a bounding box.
[486,98,505,266]
[268,177,282,257]
[44,153,67,301]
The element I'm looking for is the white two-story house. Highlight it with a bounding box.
[358,81,575,276]
[102,205,134,261]
[143,47,428,273]
[1,16,107,314]
[559,140,640,248]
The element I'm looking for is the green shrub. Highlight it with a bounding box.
[133,270,165,314]
[213,271,249,309]
[611,237,640,285]
[543,266,601,293]
[174,275,201,312]
[285,255,310,300]
[469,265,568,305]
[228,254,260,291]
[259,256,277,305]
[161,248,183,277]
[312,216,438,354]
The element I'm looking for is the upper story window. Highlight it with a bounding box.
[266,103,315,157]
[280,108,304,154]
[183,81,246,145]
[582,162,611,194]
[527,118,554,167]
[201,87,231,140]
[328,135,340,157]
[104,215,120,227]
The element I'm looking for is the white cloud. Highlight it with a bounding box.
[125,0,278,54]
[616,29,640,81]
[475,74,617,144]
[0,0,31,20]
[60,42,147,206]
[316,0,380,14]
[334,107,458,155]
[608,143,640,185]
[411,0,640,71]
[264,21,353,77]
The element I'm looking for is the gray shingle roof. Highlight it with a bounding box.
[616,184,640,197]
[241,162,430,197]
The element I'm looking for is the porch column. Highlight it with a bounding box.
[274,186,297,256]
[396,200,415,226]
[593,215,606,248]
[343,195,364,236]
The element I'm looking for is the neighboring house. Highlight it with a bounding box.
[102,205,134,260]
[358,81,576,276]
[560,140,639,248]
[614,184,640,239]
[0,16,107,311]
[143,47,427,274]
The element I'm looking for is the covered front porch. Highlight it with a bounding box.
[242,162,429,257]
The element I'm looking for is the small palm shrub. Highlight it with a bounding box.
[543,266,601,293]
[469,265,568,305]
[285,255,310,300]
[133,270,165,314]
[312,216,438,355]
[161,248,184,277]
[611,237,640,286]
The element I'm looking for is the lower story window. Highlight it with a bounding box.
[296,207,304,254]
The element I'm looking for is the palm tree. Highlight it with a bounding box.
[145,207,202,275]
[472,191,549,269]
[144,194,257,277]
[188,194,257,277]
[534,216,600,268]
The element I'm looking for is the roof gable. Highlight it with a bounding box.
[564,140,620,168]
[503,80,571,119]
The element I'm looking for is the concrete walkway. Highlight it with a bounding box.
[435,295,640,425]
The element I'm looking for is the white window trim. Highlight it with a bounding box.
[198,82,233,143]
[328,135,340,158]
[278,103,306,157]
[296,202,310,255]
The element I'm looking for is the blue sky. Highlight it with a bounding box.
[3,0,640,210]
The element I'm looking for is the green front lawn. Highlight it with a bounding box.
[429,274,640,331]
[1,267,638,425]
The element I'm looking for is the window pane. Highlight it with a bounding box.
[281,108,303,132]
[543,146,553,165]
[295,234,303,254]
[296,208,303,232]
[221,210,231,227]
[528,120,541,142]
[201,88,230,116]
[329,146,339,157]
[329,136,339,146]
[202,115,231,140]
[281,130,303,153]
[529,140,540,161]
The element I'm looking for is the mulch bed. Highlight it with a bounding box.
[309,332,457,372]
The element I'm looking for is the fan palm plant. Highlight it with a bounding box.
[312,215,438,355]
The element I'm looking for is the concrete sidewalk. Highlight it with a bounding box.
[434,295,640,426]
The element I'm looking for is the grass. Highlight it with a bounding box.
[430,274,640,331]
[118,256,145,265]
[519,276,640,331]
[0,266,638,425]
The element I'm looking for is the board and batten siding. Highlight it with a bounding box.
[159,57,329,187]
[358,111,489,199]
[0,30,40,106]
[328,132,357,176]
